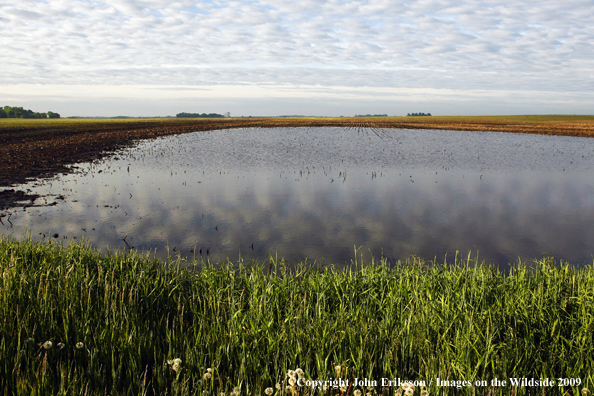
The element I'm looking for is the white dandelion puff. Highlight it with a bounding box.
[75,342,84,349]
[42,341,53,349]
[265,387,273,396]
[354,390,362,396]
[403,382,414,390]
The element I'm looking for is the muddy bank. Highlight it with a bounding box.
[0,189,41,213]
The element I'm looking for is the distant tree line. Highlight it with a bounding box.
[355,114,388,117]
[176,112,226,118]
[407,112,431,116]
[0,106,60,119]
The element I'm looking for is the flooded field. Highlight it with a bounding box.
[3,126,594,266]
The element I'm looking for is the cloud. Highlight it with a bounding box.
[1,0,593,115]
[4,7,43,19]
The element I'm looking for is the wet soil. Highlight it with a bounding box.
[2,116,594,210]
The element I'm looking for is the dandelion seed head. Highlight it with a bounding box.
[204,372,212,380]
[172,363,181,373]
[354,390,362,396]
[403,382,414,390]
[207,367,213,373]
[583,389,590,396]
[295,368,304,378]
[405,389,414,396]
[340,385,347,393]
[275,383,281,390]
[57,342,65,349]
[287,370,296,379]
[334,365,342,376]
[289,378,296,386]
[42,341,52,349]
[174,358,182,365]
[265,387,274,396]
[420,391,429,396]
[75,342,84,349]
[285,386,293,393]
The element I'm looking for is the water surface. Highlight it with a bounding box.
[3,127,594,267]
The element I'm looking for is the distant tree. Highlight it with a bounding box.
[407,112,431,117]
[1,105,58,119]
[176,112,225,118]
[47,111,60,118]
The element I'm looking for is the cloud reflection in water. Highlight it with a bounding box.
[4,127,594,267]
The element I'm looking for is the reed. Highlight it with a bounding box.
[1,236,593,395]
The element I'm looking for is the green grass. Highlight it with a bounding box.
[1,236,593,396]
[0,117,183,132]
[422,115,594,123]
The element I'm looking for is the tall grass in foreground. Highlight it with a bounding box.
[1,236,593,396]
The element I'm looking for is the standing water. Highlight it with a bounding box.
[3,126,594,267]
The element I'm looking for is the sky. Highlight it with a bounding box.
[1,0,593,117]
